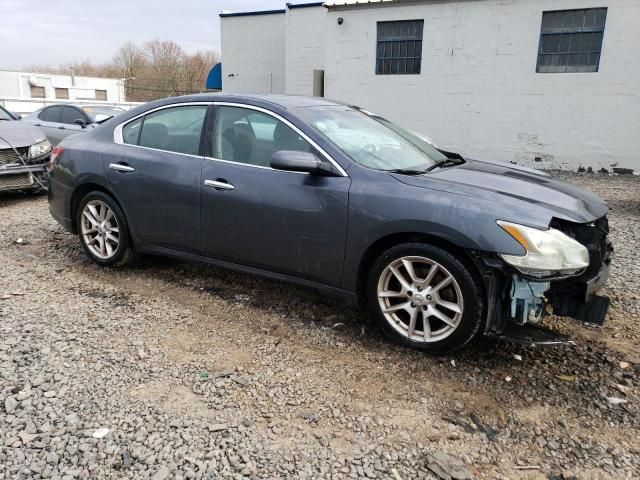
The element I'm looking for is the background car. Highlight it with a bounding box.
[24,104,125,145]
[0,105,51,193]
[47,94,612,353]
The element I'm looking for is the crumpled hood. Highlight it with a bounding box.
[0,121,47,149]
[392,158,609,224]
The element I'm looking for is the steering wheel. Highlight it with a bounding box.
[361,143,380,155]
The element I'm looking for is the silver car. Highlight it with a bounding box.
[24,104,124,146]
[0,105,51,193]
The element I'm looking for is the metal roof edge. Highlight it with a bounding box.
[219,9,286,18]
[287,2,326,9]
[325,0,427,10]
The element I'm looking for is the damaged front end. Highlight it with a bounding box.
[0,143,50,192]
[479,216,613,345]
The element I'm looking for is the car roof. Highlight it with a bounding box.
[168,93,346,109]
[81,105,124,109]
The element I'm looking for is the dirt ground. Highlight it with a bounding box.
[1,172,639,480]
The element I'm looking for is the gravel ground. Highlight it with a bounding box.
[0,172,639,480]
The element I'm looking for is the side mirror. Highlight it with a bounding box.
[73,119,87,128]
[270,150,333,175]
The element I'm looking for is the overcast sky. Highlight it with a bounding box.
[0,0,285,70]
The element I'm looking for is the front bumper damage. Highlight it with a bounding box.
[0,158,49,192]
[477,216,613,346]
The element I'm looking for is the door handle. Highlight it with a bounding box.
[34,123,41,127]
[204,179,234,190]
[109,163,135,173]
[58,126,66,130]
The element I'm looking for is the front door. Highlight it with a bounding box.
[201,105,350,286]
[56,106,88,142]
[102,104,209,252]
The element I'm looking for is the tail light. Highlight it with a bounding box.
[48,146,65,170]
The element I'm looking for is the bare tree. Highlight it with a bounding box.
[22,40,220,102]
[113,42,147,99]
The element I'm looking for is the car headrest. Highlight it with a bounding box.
[140,122,169,150]
[273,121,303,150]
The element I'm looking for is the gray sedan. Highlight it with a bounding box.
[24,104,124,145]
[47,94,612,353]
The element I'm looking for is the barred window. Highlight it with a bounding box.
[537,8,607,73]
[376,20,424,75]
[30,85,45,98]
[55,88,69,99]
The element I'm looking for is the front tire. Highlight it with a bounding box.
[76,191,135,267]
[367,243,485,354]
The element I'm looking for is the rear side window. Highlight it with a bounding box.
[40,106,62,122]
[127,106,207,155]
[122,117,143,145]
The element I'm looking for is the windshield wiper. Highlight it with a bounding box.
[425,157,465,172]
[96,115,114,125]
[386,165,430,175]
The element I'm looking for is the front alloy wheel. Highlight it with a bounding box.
[368,243,484,353]
[377,256,464,343]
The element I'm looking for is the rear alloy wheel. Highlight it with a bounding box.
[81,200,120,259]
[77,191,135,267]
[368,243,484,353]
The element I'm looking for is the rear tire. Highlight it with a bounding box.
[367,242,485,354]
[76,191,135,267]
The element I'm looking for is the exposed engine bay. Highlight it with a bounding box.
[479,215,613,345]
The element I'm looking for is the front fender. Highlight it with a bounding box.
[340,171,528,292]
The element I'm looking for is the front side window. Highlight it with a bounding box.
[213,106,313,167]
[60,107,85,125]
[376,20,424,75]
[295,105,446,171]
[127,105,207,155]
[537,8,607,73]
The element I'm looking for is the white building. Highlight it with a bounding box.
[0,70,137,115]
[220,0,640,171]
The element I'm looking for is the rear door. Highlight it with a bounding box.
[33,106,64,145]
[103,103,209,252]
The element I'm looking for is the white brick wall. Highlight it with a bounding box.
[220,0,640,170]
[285,6,327,96]
[324,0,640,170]
[221,13,286,94]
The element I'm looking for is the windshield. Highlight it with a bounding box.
[82,106,125,122]
[295,106,447,171]
[0,106,15,121]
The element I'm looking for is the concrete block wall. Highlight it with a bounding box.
[285,6,327,96]
[221,13,287,94]
[324,0,640,170]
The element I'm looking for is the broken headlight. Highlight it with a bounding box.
[497,220,589,279]
[29,139,52,159]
